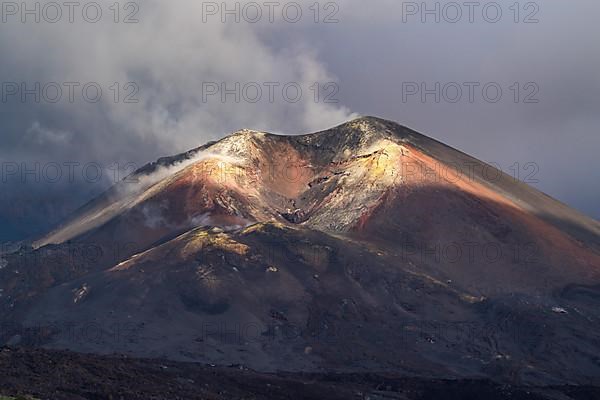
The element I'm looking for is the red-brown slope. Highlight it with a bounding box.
[352,142,600,293]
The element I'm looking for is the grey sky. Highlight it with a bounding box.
[0,0,598,241]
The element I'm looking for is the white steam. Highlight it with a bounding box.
[0,0,357,163]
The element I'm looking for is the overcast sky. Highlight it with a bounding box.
[0,0,598,241]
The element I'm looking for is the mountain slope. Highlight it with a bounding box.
[2,117,599,385]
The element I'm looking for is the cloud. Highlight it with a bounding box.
[25,122,73,146]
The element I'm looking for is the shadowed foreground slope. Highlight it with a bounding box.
[2,347,600,400]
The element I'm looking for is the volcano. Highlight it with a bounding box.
[1,117,599,385]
